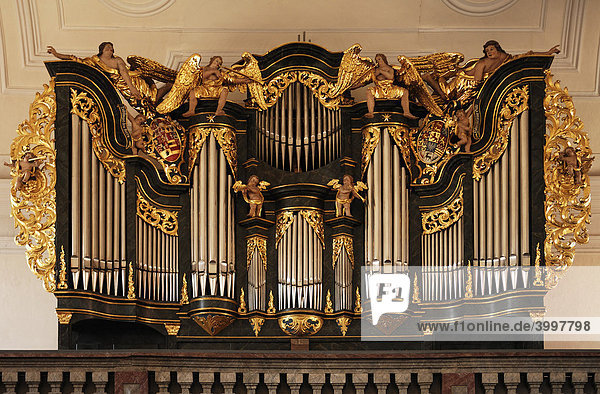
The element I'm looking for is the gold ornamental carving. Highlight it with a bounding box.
[56,311,72,325]
[530,311,546,322]
[9,80,57,292]
[275,211,294,248]
[361,126,381,177]
[192,314,235,336]
[325,290,334,314]
[533,243,544,287]
[473,85,529,180]
[421,180,463,235]
[57,246,68,290]
[249,317,265,337]
[164,323,180,336]
[70,88,126,183]
[238,288,248,314]
[278,314,324,336]
[465,261,473,299]
[136,191,178,236]
[267,290,276,314]
[332,235,355,269]
[354,287,362,314]
[299,209,325,248]
[187,126,238,179]
[127,262,136,299]
[386,125,413,178]
[180,274,189,305]
[247,236,267,271]
[336,316,352,336]
[187,126,211,173]
[543,71,593,269]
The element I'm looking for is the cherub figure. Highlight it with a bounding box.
[328,175,367,217]
[126,111,148,155]
[559,147,582,184]
[233,175,269,217]
[5,150,44,189]
[454,109,472,152]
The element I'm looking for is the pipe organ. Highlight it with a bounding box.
[14,42,580,349]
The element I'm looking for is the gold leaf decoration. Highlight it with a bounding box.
[136,191,178,236]
[57,245,68,290]
[325,290,333,314]
[421,178,463,234]
[275,211,294,248]
[278,314,323,336]
[238,288,248,314]
[465,260,473,299]
[543,71,593,269]
[56,311,72,325]
[212,126,238,180]
[192,314,235,336]
[412,274,421,304]
[9,80,57,292]
[299,209,325,247]
[187,126,211,174]
[473,85,529,180]
[180,274,189,305]
[249,317,265,337]
[247,236,267,271]
[336,316,352,336]
[70,88,126,183]
[164,323,180,336]
[354,287,362,314]
[332,235,354,269]
[361,126,381,177]
[267,290,276,314]
[127,262,136,299]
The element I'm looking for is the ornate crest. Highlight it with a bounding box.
[416,119,450,164]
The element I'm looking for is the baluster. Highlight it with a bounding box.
[571,372,588,394]
[330,373,345,394]
[287,373,302,394]
[155,371,170,394]
[3,371,18,394]
[70,371,86,394]
[418,373,433,394]
[198,373,215,394]
[47,371,63,394]
[527,373,544,394]
[221,372,236,394]
[246,373,260,394]
[25,371,40,394]
[503,372,520,394]
[92,371,108,394]
[354,373,368,394]
[396,373,411,394]
[179,372,194,394]
[263,372,279,394]
[481,373,497,394]
[374,373,390,394]
[550,373,565,394]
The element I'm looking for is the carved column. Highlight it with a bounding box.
[527,373,543,394]
[198,373,214,394]
[330,373,346,394]
[92,371,108,394]
[550,373,565,394]
[287,373,302,394]
[481,373,497,394]
[245,373,260,394]
[179,371,194,394]
[308,373,325,394]
[374,372,390,394]
[418,372,434,394]
[354,373,368,394]
[70,371,86,394]
[396,372,411,394]
[503,372,520,394]
[263,372,280,394]
[155,371,171,394]
[221,372,236,394]
[47,371,63,394]
[572,372,588,394]
[25,371,40,394]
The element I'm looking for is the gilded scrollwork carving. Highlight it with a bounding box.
[543,71,593,269]
[56,311,72,325]
[275,211,294,248]
[212,126,238,179]
[180,274,189,305]
[249,317,265,337]
[299,209,325,248]
[187,126,211,174]
[247,236,267,271]
[9,80,57,292]
[192,314,235,336]
[136,191,178,236]
[332,235,355,269]
[278,314,324,336]
[336,316,352,336]
[164,323,180,336]
[421,180,463,235]
[70,88,126,183]
[57,246,68,290]
[361,126,381,177]
[473,85,529,180]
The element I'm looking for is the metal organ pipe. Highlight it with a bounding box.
[519,110,530,263]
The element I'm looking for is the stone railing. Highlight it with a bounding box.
[0,351,598,393]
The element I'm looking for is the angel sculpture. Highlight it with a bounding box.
[328,175,367,217]
[4,149,44,190]
[558,147,593,185]
[454,109,472,152]
[156,53,262,117]
[233,175,269,217]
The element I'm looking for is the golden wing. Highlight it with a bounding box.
[156,53,203,114]
[327,179,341,189]
[406,52,464,78]
[231,52,268,110]
[258,181,270,191]
[328,44,376,98]
[395,56,444,117]
[355,181,368,192]
[127,55,178,83]
[232,180,245,193]
[581,156,595,175]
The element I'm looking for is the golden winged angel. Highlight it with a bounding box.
[233,175,270,217]
[328,175,367,217]
[156,53,263,117]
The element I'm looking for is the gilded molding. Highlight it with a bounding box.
[192,314,235,336]
[57,246,68,290]
[70,88,126,183]
[247,236,267,271]
[473,85,529,180]
[354,287,362,314]
[180,274,189,305]
[275,211,294,248]
[127,262,136,299]
[278,314,323,336]
[56,311,72,325]
[325,290,333,314]
[137,191,178,236]
[543,71,593,269]
[332,235,354,269]
[336,316,352,336]
[9,80,57,292]
[238,288,247,314]
[267,290,276,314]
[299,209,325,248]
[249,317,265,337]
[421,180,463,235]
[361,126,381,177]
[164,323,180,336]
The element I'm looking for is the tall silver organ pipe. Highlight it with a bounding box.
[420,218,464,302]
[334,242,352,311]
[277,211,323,310]
[364,129,410,269]
[190,133,236,299]
[256,82,342,171]
[70,117,127,295]
[247,238,266,311]
[472,111,530,267]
